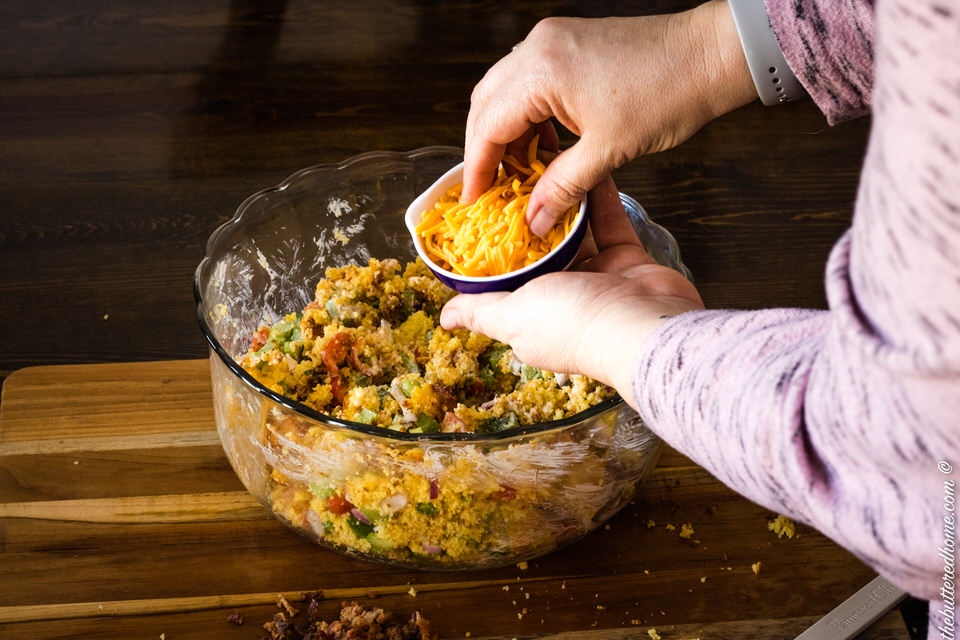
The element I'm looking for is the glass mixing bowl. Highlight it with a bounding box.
[194,147,691,570]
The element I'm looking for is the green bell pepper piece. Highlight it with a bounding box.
[355,408,377,424]
[415,413,441,433]
[347,515,374,538]
[416,502,439,516]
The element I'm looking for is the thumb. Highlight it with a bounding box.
[527,135,612,238]
[439,291,511,339]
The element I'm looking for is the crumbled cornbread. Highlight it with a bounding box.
[239,259,625,567]
[243,259,613,432]
[768,515,796,539]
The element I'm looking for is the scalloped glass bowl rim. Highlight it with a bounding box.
[193,145,686,442]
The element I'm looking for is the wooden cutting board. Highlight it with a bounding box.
[0,360,908,640]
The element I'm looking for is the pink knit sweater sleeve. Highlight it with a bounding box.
[632,0,960,631]
[763,0,875,123]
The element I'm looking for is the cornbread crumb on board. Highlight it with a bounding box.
[648,627,662,639]
[275,593,297,616]
[768,515,797,538]
[752,561,762,575]
[255,596,436,640]
[678,523,694,539]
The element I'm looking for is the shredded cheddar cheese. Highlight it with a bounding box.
[416,136,579,277]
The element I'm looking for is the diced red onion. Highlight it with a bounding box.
[422,544,442,555]
[480,400,496,411]
[429,479,439,500]
[350,508,372,525]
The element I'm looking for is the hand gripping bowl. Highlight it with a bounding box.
[194,147,692,571]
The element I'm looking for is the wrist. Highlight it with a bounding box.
[684,0,757,119]
[581,302,673,409]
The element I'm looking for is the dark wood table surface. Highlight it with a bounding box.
[0,0,926,638]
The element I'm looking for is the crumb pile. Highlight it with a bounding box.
[237,597,436,640]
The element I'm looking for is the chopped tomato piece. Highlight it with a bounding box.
[493,485,516,500]
[250,326,270,351]
[325,494,354,515]
[322,332,353,372]
[323,332,354,403]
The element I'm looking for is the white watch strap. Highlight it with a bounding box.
[728,0,804,105]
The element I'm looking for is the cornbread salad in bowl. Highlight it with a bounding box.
[194,147,691,570]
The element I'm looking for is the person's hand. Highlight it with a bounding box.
[463,0,755,237]
[439,177,704,407]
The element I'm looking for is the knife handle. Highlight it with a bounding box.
[794,575,908,640]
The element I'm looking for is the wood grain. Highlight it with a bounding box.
[0,360,907,639]
[0,609,910,640]
[0,491,265,524]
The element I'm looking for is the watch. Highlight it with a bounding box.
[728,0,805,105]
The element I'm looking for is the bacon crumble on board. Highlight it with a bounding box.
[244,596,437,640]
